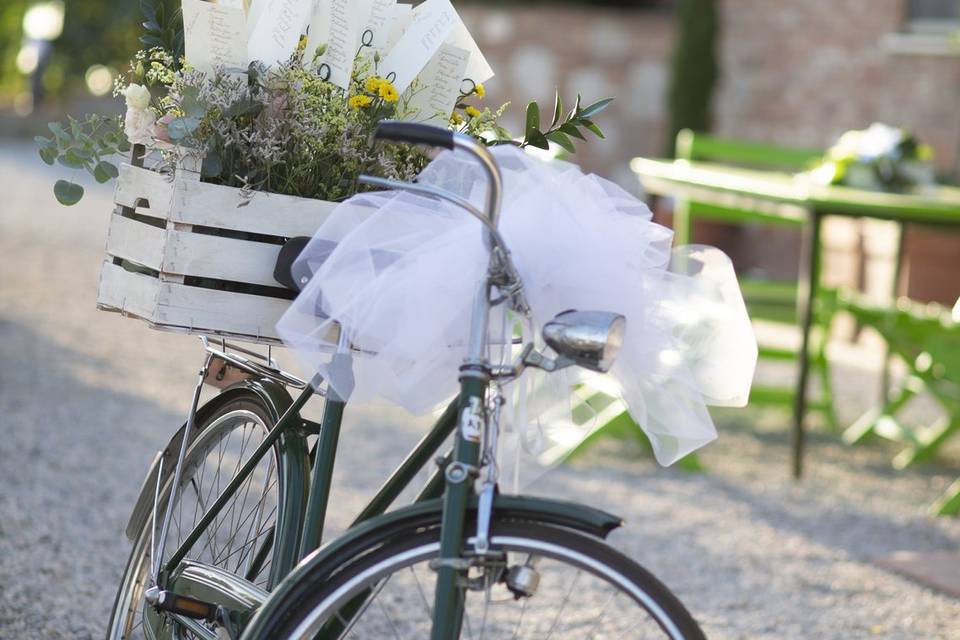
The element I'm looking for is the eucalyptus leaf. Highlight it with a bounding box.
[58,149,86,169]
[167,116,201,141]
[94,160,119,183]
[525,101,540,139]
[38,146,57,165]
[54,180,84,206]
[48,122,69,142]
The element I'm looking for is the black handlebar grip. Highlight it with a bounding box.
[374,121,455,149]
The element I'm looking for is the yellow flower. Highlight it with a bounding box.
[473,83,485,98]
[450,112,464,125]
[378,80,399,103]
[365,76,384,93]
[465,106,481,118]
[349,94,373,109]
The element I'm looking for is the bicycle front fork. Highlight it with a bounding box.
[430,371,498,640]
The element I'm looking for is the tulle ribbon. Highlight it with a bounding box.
[278,146,757,472]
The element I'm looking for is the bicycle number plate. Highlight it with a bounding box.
[460,397,484,443]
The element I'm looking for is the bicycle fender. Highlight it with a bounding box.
[241,495,623,638]
[124,378,299,541]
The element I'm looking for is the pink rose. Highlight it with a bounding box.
[153,113,176,144]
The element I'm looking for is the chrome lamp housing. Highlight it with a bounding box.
[541,310,626,373]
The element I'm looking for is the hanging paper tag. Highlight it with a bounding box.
[359,0,397,56]
[404,43,469,126]
[307,0,376,89]
[182,0,248,75]
[378,0,458,93]
[444,19,493,87]
[247,0,313,68]
[383,3,413,52]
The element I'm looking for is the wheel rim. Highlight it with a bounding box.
[287,534,687,640]
[110,409,281,640]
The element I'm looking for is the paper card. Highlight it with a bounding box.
[247,0,313,68]
[247,0,266,38]
[306,0,376,89]
[182,0,248,75]
[378,0,458,93]
[444,19,493,86]
[360,0,396,55]
[404,43,469,126]
[383,3,413,52]
[214,0,246,11]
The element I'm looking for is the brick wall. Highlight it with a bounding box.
[462,2,960,303]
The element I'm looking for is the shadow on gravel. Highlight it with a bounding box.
[0,317,187,639]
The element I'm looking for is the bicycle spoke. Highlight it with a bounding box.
[375,597,404,640]
[508,597,529,640]
[409,565,434,619]
[584,588,620,640]
[543,568,581,638]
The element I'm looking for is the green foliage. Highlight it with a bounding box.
[452,86,611,153]
[138,0,184,63]
[666,0,719,155]
[34,114,129,205]
[516,91,611,153]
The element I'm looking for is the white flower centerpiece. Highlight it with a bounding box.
[36,0,611,342]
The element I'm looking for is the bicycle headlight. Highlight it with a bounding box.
[542,310,626,373]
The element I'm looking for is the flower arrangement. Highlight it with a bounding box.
[808,122,935,192]
[36,0,612,206]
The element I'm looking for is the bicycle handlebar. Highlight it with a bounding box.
[374,121,455,150]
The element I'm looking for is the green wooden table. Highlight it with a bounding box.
[631,158,960,477]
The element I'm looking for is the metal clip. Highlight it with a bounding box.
[444,461,479,484]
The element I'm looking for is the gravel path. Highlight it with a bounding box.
[1,142,958,639]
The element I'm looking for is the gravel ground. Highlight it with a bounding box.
[1,142,959,639]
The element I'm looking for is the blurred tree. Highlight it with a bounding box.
[1,0,141,101]
[0,1,30,97]
[666,0,718,155]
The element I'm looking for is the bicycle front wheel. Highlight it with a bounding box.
[255,519,706,639]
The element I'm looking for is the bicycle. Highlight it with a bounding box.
[107,122,708,639]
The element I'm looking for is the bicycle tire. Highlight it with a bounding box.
[252,517,706,640]
[107,390,297,640]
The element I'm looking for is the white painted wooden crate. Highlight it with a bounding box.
[97,161,336,343]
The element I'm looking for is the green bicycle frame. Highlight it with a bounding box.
[162,383,460,586]
[162,128,513,640]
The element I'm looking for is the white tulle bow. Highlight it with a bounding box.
[277,146,757,468]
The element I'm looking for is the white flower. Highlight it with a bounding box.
[124,107,157,146]
[123,83,152,110]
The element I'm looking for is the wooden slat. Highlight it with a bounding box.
[154,281,291,341]
[114,164,174,217]
[163,230,281,286]
[105,213,167,270]
[170,179,336,238]
[96,260,160,321]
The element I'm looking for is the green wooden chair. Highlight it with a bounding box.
[835,292,960,516]
[671,129,839,429]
